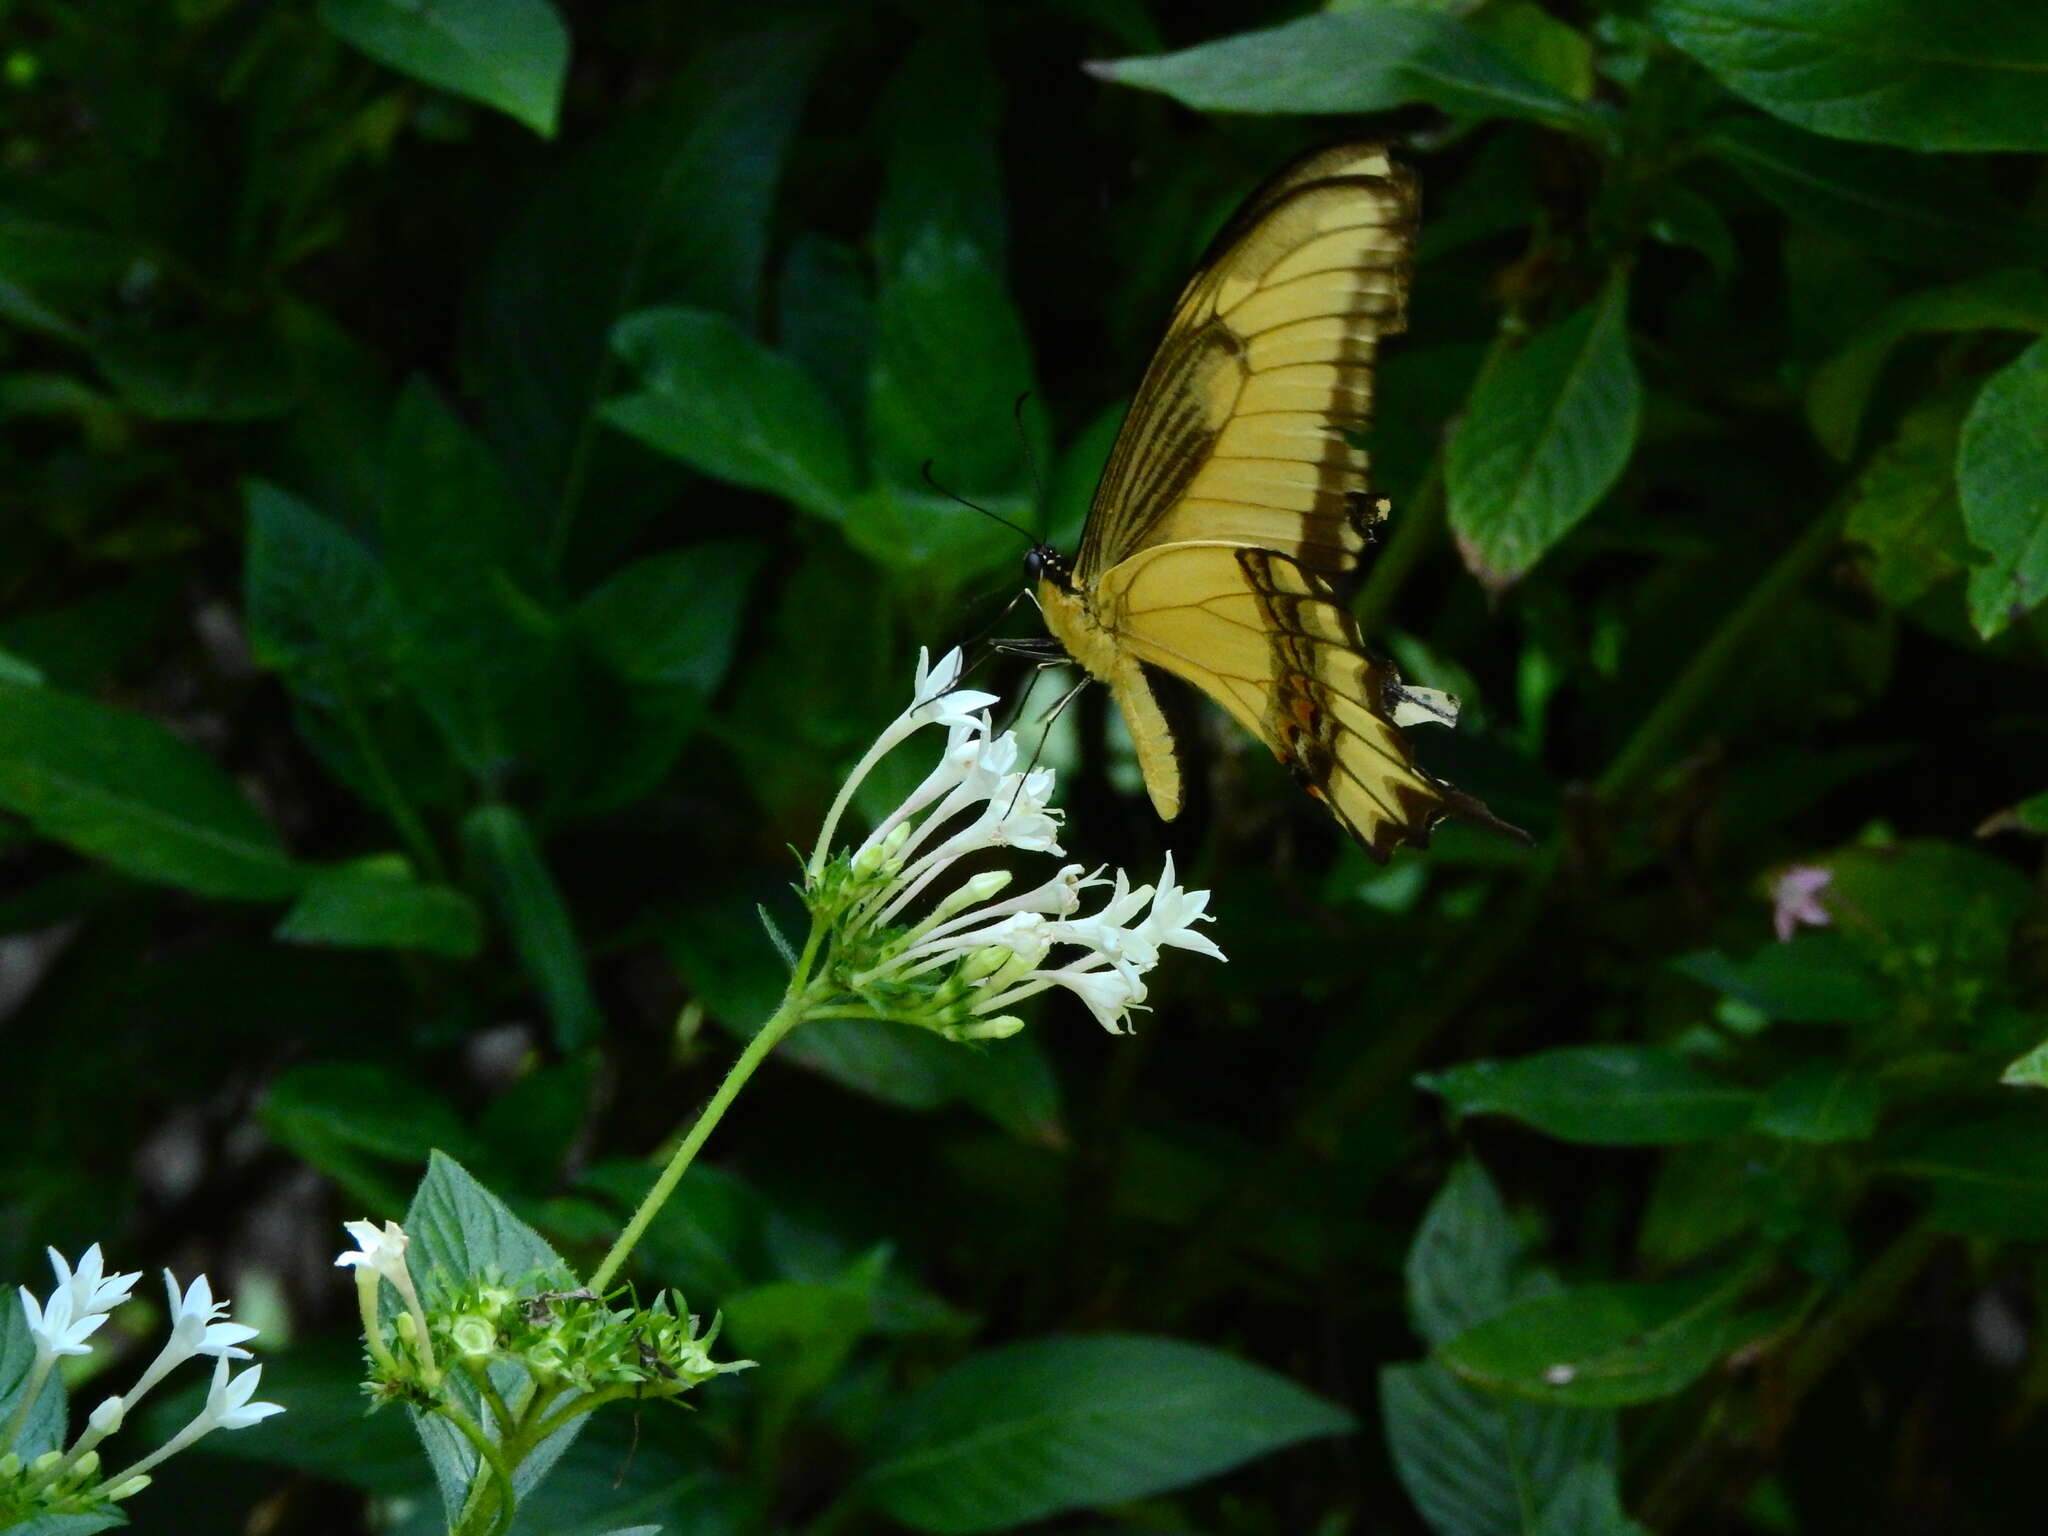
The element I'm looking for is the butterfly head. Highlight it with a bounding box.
[1023,543,1072,593]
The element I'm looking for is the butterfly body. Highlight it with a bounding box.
[1034,143,1511,859]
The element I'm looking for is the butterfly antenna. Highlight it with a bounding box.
[1000,669,1090,820]
[1012,391,1046,535]
[921,460,1038,544]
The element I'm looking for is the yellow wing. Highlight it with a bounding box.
[1086,542,1468,858]
[1074,143,1415,591]
[1037,142,1514,857]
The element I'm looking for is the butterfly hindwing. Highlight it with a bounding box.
[1087,541,1450,859]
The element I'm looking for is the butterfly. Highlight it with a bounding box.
[1027,143,1514,859]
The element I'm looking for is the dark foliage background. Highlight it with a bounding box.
[2,1,2046,1532]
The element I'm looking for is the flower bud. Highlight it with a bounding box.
[451,1314,498,1359]
[930,869,1012,923]
[957,943,1016,983]
[957,1015,1026,1040]
[90,1395,127,1434]
[106,1475,152,1501]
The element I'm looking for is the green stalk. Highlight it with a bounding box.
[587,918,827,1295]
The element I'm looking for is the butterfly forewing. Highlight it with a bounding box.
[1074,150,1417,592]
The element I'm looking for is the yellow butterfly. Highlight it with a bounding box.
[1029,143,1511,859]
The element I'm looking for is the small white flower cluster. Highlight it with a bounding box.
[805,649,1224,1037]
[2,1245,280,1520]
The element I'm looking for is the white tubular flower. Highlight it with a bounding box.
[335,1219,413,1290]
[805,653,1224,1039]
[49,1245,140,1321]
[106,1359,284,1490]
[19,1286,102,1362]
[125,1271,259,1407]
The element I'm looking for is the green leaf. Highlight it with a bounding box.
[244,480,400,680]
[1959,336,2048,639]
[404,1152,580,1519]
[1807,270,2048,460]
[1534,1460,1653,1536]
[1438,1270,1766,1408]
[463,18,830,550]
[2002,1038,2048,1088]
[1888,1114,2048,1239]
[1470,0,1594,102]
[723,1274,874,1408]
[0,1281,68,1462]
[319,0,569,137]
[276,856,483,959]
[861,223,1038,584]
[1420,1046,1756,1145]
[860,1335,1353,1533]
[0,645,43,686]
[92,315,299,421]
[1841,392,1975,608]
[1406,1159,1522,1347]
[1381,1361,1619,1536]
[1705,116,2033,269]
[0,679,302,900]
[602,307,858,519]
[462,806,603,1050]
[1650,0,2048,152]
[5,1513,126,1535]
[578,1160,769,1301]
[1089,10,1593,132]
[1671,932,1891,1025]
[261,1062,476,1213]
[1447,278,1641,591]
[1752,1062,1878,1143]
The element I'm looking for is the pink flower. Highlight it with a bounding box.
[1771,865,1833,942]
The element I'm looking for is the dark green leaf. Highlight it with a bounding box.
[1752,1062,1878,1143]
[602,307,857,519]
[462,805,603,1050]
[1090,11,1593,133]
[92,316,299,422]
[1807,270,2048,460]
[1960,336,2048,639]
[319,0,569,137]
[1534,1460,1652,1536]
[472,1056,593,1196]
[1438,1270,1766,1408]
[1651,0,2048,151]
[276,856,483,959]
[1448,279,1641,591]
[1672,932,1891,1025]
[1,1280,68,1461]
[1381,1361,1618,1536]
[1420,1046,1756,1145]
[861,225,1038,584]
[723,1274,873,1406]
[1705,116,2034,268]
[861,1335,1353,1533]
[578,1160,769,1301]
[261,1062,476,1213]
[2002,1038,2048,1089]
[463,18,830,550]
[0,679,302,900]
[1407,1159,1521,1347]
[1888,1114,2048,1239]
[244,480,400,679]
[1841,392,1975,608]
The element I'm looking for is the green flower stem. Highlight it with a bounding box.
[587,918,827,1296]
[524,1385,638,1446]
[444,1395,520,1536]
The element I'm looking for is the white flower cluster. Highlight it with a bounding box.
[3,1245,279,1519]
[805,649,1224,1036]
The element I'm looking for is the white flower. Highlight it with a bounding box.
[49,1245,140,1321]
[200,1358,284,1431]
[20,1286,103,1360]
[806,652,1224,1039]
[125,1271,259,1407]
[1140,853,1225,962]
[335,1219,412,1288]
